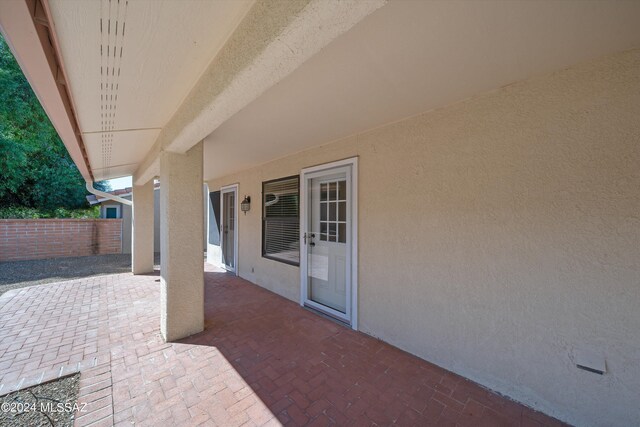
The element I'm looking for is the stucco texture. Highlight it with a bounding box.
[135,0,386,185]
[160,143,205,342]
[207,49,640,426]
[132,180,155,274]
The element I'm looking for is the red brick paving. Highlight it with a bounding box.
[0,264,567,426]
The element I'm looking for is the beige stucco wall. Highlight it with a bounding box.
[207,49,640,426]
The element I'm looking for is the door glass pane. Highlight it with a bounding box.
[328,182,336,201]
[328,223,336,242]
[320,183,327,201]
[338,223,346,243]
[329,203,336,221]
[320,202,327,221]
[338,180,346,201]
[338,202,346,222]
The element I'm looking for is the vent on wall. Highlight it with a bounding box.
[100,0,129,177]
[574,348,606,375]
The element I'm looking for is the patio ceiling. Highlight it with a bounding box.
[0,0,385,184]
[46,0,254,181]
[202,0,640,181]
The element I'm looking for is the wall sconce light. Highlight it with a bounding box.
[241,196,251,214]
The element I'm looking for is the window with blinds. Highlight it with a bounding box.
[262,175,300,265]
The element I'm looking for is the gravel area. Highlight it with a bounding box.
[0,374,80,427]
[0,253,160,297]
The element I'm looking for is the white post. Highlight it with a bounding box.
[159,142,204,341]
[131,178,155,274]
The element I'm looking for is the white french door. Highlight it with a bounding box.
[220,184,238,274]
[300,158,358,329]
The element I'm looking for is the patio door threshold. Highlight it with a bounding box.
[303,303,351,327]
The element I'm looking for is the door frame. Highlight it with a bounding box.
[300,157,358,330]
[220,183,239,275]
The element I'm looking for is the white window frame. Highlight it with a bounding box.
[262,175,301,266]
[300,157,358,330]
[103,204,121,219]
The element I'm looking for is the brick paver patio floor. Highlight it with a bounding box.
[0,264,566,426]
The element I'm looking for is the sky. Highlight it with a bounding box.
[107,176,132,190]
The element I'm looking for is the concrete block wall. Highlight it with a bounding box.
[0,219,122,262]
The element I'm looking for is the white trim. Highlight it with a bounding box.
[300,178,308,308]
[220,183,239,275]
[89,192,132,205]
[205,183,216,266]
[299,157,360,175]
[352,158,359,331]
[300,157,358,330]
[103,204,121,219]
[305,299,351,323]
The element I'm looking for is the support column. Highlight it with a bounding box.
[160,142,204,341]
[131,179,155,274]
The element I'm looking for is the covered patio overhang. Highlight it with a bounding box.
[2,0,638,339]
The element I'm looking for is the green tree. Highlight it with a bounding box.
[0,34,109,211]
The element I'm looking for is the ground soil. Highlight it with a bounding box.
[0,253,160,296]
[0,374,80,427]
